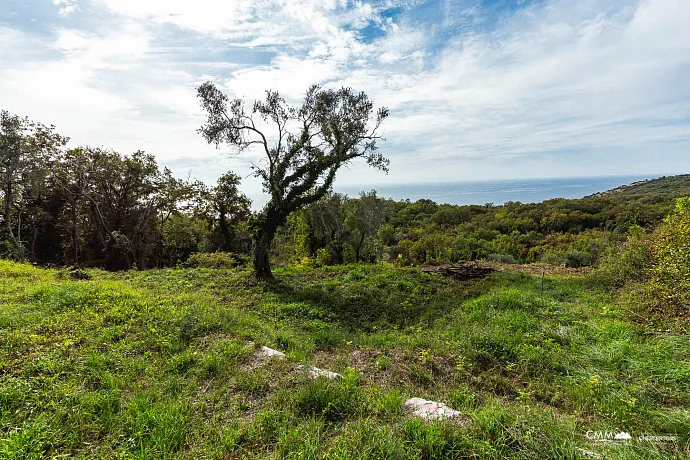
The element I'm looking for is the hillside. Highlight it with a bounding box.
[589,174,690,200]
[1,260,688,459]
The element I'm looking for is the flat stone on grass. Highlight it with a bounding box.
[404,397,466,422]
[257,346,286,359]
[246,345,342,379]
[298,365,342,380]
[244,345,287,370]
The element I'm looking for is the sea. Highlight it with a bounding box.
[337,175,659,206]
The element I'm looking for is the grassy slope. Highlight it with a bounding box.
[591,174,690,199]
[0,260,688,459]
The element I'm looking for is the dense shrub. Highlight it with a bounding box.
[564,250,589,268]
[185,252,239,268]
[314,248,333,267]
[252,177,690,269]
[650,198,690,312]
[592,227,653,288]
[539,251,566,266]
[486,253,518,264]
[594,199,690,318]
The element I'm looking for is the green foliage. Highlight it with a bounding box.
[594,200,690,319]
[289,211,312,260]
[377,223,396,245]
[185,251,239,268]
[594,226,653,288]
[0,109,254,271]
[197,83,389,278]
[487,253,518,264]
[565,250,590,268]
[271,176,689,270]
[342,243,356,264]
[593,175,690,199]
[1,110,68,262]
[162,213,211,264]
[314,247,333,267]
[650,197,690,313]
[2,104,689,280]
[377,180,685,267]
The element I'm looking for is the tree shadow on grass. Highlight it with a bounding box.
[260,268,484,331]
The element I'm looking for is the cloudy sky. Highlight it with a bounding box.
[1,0,689,204]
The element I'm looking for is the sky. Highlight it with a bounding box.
[1,0,689,205]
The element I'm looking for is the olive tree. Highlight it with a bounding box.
[197,83,389,278]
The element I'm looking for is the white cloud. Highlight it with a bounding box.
[224,55,341,100]
[1,0,690,202]
[53,0,79,16]
[355,0,690,164]
[95,0,255,33]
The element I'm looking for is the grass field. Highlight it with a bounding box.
[1,260,688,459]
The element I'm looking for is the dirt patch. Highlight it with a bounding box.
[483,261,592,276]
[420,262,495,280]
[421,262,591,277]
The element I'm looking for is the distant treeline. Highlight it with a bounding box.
[2,109,688,270]
[271,182,685,269]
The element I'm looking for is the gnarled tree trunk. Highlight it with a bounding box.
[252,212,282,280]
[253,231,273,279]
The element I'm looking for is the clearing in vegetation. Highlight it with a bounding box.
[1,259,688,459]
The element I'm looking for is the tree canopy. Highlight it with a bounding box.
[0,110,252,269]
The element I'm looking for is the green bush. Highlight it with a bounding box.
[314,248,333,267]
[650,197,690,312]
[486,253,518,264]
[564,250,590,268]
[185,252,239,268]
[594,199,690,318]
[342,244,356,264]
[377,224,397,246]
[592,226,653,288]
[360,236,384,263]
[540,251,566,266]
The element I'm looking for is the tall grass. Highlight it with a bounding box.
[0,260,688,458]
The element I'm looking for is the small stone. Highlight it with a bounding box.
[298,365,342,380]
[256,346,286,359]
[403,397,464,421]
[242,345,287,370]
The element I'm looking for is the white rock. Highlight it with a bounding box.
[242,345,287,370]
[298,365,342,380]
[256,346,286,360]
[404,397,463,421]
[308,366,342,380]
